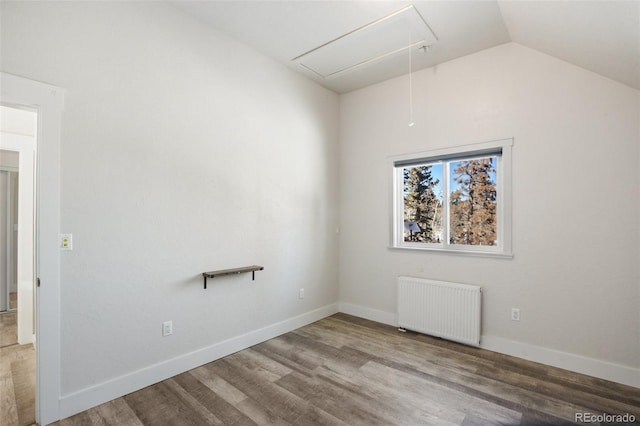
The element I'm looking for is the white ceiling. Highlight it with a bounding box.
[172,1,640,93]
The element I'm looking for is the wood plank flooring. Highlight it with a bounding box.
[2,299,37,426]
[52,313,640,425]
[2,292,36,425]
[1,340,35,426]
[1,311,18,348]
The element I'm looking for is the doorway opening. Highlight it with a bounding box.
[2,72,64,425]
[1,105,38,426]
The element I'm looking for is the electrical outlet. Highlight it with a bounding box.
[511,308,521,321]
[162,321,173,336]
[299,288,305,299]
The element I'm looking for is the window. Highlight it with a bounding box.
[392,139,513,257]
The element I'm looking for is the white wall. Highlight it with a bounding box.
[0,150,20,168]
[2,1,638,418]
[1,0,339,412]
[339,43,640,384]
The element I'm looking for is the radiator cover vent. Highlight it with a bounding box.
[398,276,482,347]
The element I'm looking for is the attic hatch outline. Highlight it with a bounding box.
[292,5,438,79]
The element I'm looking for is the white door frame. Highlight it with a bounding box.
[1,72,64,425]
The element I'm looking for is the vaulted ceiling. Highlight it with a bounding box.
[172,1,640,93]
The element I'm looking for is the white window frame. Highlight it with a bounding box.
[390,138,513,258]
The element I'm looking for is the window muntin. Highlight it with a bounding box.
[392,140,512,256]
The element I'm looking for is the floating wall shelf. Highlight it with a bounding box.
[202,265,264,289]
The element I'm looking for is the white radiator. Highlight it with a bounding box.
[397,276,482,347]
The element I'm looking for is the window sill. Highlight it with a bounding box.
[389,245,513,259]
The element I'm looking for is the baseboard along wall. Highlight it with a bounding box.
[58,303,340,420]
[57,300,638,422]
[338,302,640,389]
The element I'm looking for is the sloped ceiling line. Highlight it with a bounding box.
[172,1,640,93]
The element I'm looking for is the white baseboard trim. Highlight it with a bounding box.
[337,302,639,388]
[481,335,640,388]
[338,302,397,326]
[58,303,339,420]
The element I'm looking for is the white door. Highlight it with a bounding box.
[1,110,37,345]
[0,169,8,312]
[0,165,19,313]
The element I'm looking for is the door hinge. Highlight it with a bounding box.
[37,277,41,287]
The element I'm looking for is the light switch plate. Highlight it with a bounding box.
[60,234,72,250]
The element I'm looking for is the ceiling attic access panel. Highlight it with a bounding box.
[292,5,438,79]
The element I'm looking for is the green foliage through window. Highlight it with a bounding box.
[401,156,498,248]
[402,164,442,243]
[449,158,497,246]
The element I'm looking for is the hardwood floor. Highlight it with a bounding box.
[0,340,35,426]
[1,311,18,348]
[53,313,640,425]
[10,292,18,310]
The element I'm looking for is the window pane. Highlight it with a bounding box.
[403,164,443,243]
[448,156,497,246]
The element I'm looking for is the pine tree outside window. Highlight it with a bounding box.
[391,139,513,257]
